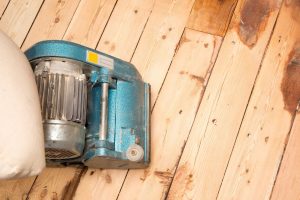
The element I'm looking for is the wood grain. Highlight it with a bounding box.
[168,0,282,199]
[272,113,300,200]
[64,0,117,48]
[0,0,43,46]
[218,1,300,198]
[21,0,81,50]
[187,0,238,36]
[131,0,195,107]
[27,167,83,200]
[0,0,9,18]
[97,0,154,61]
[0,177,36,200]
[0,0,298,199]
[118,29,222,200]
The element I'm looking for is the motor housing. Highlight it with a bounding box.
[25,40,150,168]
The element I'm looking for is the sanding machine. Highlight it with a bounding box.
[25,40,150,169]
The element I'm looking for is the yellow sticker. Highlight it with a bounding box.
[86,51,98,65]
[86,50,114,69]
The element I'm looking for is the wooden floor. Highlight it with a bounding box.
[0,0,299,199]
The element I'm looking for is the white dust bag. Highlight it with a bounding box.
[0,31,45,179]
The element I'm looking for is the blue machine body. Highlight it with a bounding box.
[25,40,150,168]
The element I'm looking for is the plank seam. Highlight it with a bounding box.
[215,1,285,198]
[164,29,224,199]
[115,9,200,199]
[184,0,238,38]
[221,0,239,37]
[151,27,186,111]
[25,176,38,200]
[95,0,119,50]
[0,0,11,20]
[20,0,46,49]
[269,104,300,199]
[113,3,162,199]
[128,2,154,62]
[62,0,83,39]
[62,166,87,200]
[115,170,129,200]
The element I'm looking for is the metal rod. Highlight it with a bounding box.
[99,82,109,140]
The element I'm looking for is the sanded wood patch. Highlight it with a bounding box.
[218,0,300,198]
[168,0,282,199]
[118,29,222,200]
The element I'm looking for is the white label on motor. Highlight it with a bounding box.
[99,54,114,70]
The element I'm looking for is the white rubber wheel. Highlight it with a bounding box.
[126,144,144,162]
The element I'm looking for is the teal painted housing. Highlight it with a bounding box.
[25,40,150,168]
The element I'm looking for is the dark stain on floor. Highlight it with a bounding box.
[238,0,278,48]
[281,44,300,114]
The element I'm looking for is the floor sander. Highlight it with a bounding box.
[0,32,150,179]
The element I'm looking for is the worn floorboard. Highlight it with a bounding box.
[218,0,300,198]
[0,0,299,199]
[168,0,282,199]
[187,0,238,36]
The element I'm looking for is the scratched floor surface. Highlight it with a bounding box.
[0,0,299,199]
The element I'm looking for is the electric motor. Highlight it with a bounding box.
[34,59,87,159]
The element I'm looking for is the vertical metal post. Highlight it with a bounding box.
[99,82,109,140]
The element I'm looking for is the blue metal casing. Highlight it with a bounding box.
[25,40,150,168]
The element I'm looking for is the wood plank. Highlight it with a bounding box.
[64,0,117,48]
[0,0,10,18]
[74,1,197,199]
[187,0,238,36]
[24,0,117,199]
[96,0,154,61]
[167,0,282,199]
[0,0,43,46]
[21,0,81,50]
[0,177,36,200]
[218,0,300,199]
[271,113,300,200]
[118,29,222,200]
[131,0,195,107]
[28,167,83,200]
